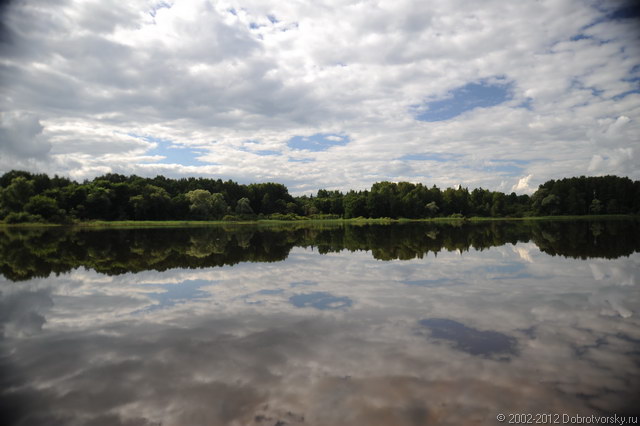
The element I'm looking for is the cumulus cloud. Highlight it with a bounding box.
[0,111,53,172]
[0,111,49,158]
[511,174,534,194]
[0,0,638,192]
[587,147,638,176]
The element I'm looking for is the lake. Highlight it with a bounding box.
[1,220,639,425]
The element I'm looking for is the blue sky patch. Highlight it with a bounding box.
[570,78,604,97]
[484,164,525,176]
[415,79,512,122]
[570,34,592,41]
[608,3,640,20]
[287,133,350,151]
[613,89,640,100]
[613,74,640,100]
[254,150,280,156]
[135,135,206,166]
[518,97,534,110]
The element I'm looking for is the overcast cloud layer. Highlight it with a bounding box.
[0,0,639,194]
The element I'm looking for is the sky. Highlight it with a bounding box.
[0,0,639,195]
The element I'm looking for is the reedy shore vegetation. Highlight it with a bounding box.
[1,170,638,224]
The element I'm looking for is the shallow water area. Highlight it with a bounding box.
[1,220,639,425]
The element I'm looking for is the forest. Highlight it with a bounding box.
[0,170,639,223]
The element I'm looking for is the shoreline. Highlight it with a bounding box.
[1,214,638,228]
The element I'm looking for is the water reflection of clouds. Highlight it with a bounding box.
[240,288,285,305]
[419,318,518,358]
[511,244,534,262]
[400,278,463,287]
[589,261,638,286]
[0,289,53,338]
[137,279,213,312]
[1,244,639,424]
[290,292,353,310]
[289,280,319,287]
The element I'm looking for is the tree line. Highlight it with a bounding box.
[0,170,638,223]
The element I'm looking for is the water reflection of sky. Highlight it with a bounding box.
[137,279,212,313]
[419,318,518,358]
[290,291,353,310]
[1,242,639,425]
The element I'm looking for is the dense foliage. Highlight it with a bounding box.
[0,170,638,223]
[2,220,638,281]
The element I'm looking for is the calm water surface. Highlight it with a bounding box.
[1,221,639,425]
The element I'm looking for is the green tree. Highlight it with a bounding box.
[235,197,254,216]
[186,189,214,219]
[470,188,491,216]
[589,198,603,214]
[186,190,228,219]
[130,185,172,220]
[285,202,299,215]
[261,193,275,215]
[1,176,34,213]
[85,186,112,219]
[343,191,367,218]
[491,192,505,217]
[540,194,560,215]
[401,186,427,218]
[566,187,583,215]
[24,195,65,222]
[425,201,439,217]
[210,193,229,219]
[367,182,399,218]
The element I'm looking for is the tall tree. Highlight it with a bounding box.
[1,176,35,213]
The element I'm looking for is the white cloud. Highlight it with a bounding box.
[0,111,51,170]
[511,174,534,194]
[587,147,638,176]
[0,0,638,193]
[0,110,48,154]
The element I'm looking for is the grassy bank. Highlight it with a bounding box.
[1,214,638,229]
[466,214,639,222]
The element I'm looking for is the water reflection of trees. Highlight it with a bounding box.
[1,219,638,281]
[529,220,640,259]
